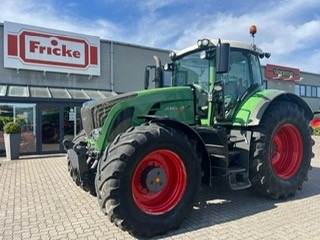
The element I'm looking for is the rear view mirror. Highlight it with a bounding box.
[216,42,230,74]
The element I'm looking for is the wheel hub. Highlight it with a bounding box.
[143,167,167,192]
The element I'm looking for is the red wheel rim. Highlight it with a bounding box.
[132,150,187,215]
[271,124,303,179]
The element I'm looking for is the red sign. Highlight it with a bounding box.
[4,21,100,76]
[266,64,300,81]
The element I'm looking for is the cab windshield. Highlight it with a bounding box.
[173,51,211,92]
[173,51,212,119]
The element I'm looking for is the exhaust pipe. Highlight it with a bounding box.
[153,55,163,88]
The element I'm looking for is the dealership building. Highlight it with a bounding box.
[0,21,319,156]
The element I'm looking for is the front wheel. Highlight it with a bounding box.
[66,130,96,196]
[249,102,314,199]
[95,123,202,238]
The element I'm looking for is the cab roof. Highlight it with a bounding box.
[174,39,264,57]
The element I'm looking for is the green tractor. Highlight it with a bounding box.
[64,28,314,238]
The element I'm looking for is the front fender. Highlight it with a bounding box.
[233,89,313,127]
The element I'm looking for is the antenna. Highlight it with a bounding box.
[250,25,257,46]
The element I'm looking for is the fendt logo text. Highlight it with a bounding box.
[7,31,98,69]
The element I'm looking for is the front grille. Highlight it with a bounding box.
[81,92,137,136]
[93,103,115,130]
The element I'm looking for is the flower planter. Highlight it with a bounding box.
[4,133,21,160]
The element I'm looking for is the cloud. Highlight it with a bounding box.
[138,0,184,12]
[299,49,320,73]
[160,0,320,72]
[0,0,122,40]
[0,0,320,72]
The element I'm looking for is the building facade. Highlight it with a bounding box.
[0,21,319,156]
[262,64,320,112]
[0,22,170,156]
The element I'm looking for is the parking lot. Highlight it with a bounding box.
[1,137,320,240]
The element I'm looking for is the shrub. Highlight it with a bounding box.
[313,127,320,136]
[3,122,21,134]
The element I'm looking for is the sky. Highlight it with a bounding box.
[1,0,320,73]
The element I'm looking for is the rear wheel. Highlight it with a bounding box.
[95,123,202,238]
[249,102,313,199]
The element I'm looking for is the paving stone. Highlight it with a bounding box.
[1,137,320,240]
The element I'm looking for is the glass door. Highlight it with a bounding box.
[63,106,81,142]
[40,105,60,152]
[16,104,37,153]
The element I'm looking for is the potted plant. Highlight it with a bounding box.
[3,122,21,160]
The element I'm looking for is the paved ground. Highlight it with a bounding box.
[1,137,320,240]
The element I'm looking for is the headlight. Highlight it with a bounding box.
[197,38,211,48]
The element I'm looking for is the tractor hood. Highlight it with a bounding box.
[81,87,196,150]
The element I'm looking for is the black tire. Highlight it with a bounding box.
[67,130,97,196]
[95,122,202,238]
[249,102,314,199]
[67,130,86,178]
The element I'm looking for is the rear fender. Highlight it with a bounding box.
[233,90,313,127]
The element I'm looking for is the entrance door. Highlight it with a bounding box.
[63,106,81,142]
[40,105,60,152]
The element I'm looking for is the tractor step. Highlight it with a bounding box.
[209,149,241,168]
[206,144,225,155]
[228,166,251,190]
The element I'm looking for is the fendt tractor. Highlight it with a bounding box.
[64,26,314,238]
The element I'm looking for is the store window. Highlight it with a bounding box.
[295,85,300,95]
[306,86,311,97]
[300,85,306,96]
[295,84,319,98]
[312,86,317,97]
[0,85,7,96]
[0,103,36,156]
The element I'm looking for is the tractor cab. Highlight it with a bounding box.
[169,38,269,125]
